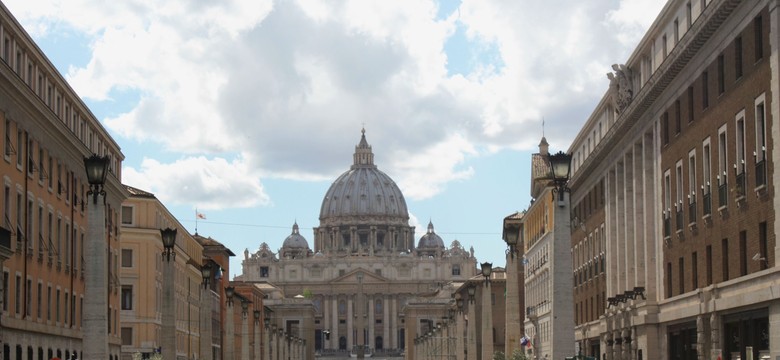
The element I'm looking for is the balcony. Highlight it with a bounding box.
[755,159,766,188]
[702,193,712,217]
[718,181,728,209]
[663,215,671,239]
[735,172,746,203]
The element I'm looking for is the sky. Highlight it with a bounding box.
[4,0,665,279]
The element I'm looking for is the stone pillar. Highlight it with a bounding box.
[710,312,721,359]
[200,286,213,360]
[225,302,235,360]
[505,254,521,355]
[456,310,465,360]
[383,296,390,351]
[83,193,108,360]
[467,292,477,360]
[368,296,375,351]
[242,307,250,360]
[324,296,331,351]
[264,325,270,360]
[162,257,176,360]
[771,0,780,270]
[332,296,339,350]
[348,297,354,349]
[769,302,780,360]
[481,279,494,359]
[390,296,397,349]
[254,315,261,360]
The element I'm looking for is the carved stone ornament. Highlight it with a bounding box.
[607,64,634,114]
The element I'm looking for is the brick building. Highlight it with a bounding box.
[567,0,778,358]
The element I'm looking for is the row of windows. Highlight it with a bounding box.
[665,222,769,298]
[575,292,605,325]
[1,21,121,174]
[573,224,605,270]
[663,93,767,234]
[3,182,86,272]
[2,271,79,326]
[661,16,765,147]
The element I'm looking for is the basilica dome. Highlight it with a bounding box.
[417,221,445,249]
[319,130,409,224]
[282,222,309,249]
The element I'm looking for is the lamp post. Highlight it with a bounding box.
[466,285,477,360]
[160,227,178,360]
[200,262,213,360]
[271,324,278,360]
[254,310,262,360]
[82,154,110,360]
[225,286,236,360]
[503,220,522,356]
[547,150,575,359]
[356,271,365,359]
[455,298,465,360]
[264,314,271,360]
[480,262,494,360]
[241,299,251,360]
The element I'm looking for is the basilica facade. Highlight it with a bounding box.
[238,130,477,355]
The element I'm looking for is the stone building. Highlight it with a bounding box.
[567,0,779,358]
[119,186,227,360]
[237,130,478,356]
[0,2,128,359]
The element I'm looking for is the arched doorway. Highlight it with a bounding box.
[375,336,383,350]
[339,336,347,350]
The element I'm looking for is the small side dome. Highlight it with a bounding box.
[417,221,445,249]
[282,222,309,249]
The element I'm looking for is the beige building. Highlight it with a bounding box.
[567,0,780,358]
[0,2,128,359]
[119,186,219,360]
[237,130,478,357]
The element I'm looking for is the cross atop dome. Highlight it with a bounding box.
[352,128,376,169]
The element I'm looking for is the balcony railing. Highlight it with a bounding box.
[688,200,697,224]
[755,159,766,187]
[703,193,712,216]
[675,208,684,231]
[735,172,746,198]
[718,181,728,208]
[663,215,671,238]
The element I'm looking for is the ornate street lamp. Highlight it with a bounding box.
[201,262,213,288]
[548,151,573,204]
[480,262,493,284]
[503,221,521,258]
[225,286,235,305]
[467,285,476,302]
[160,228,177,261]
[83,154,110,204]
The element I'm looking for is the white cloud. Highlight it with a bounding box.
[122,156,270,210]
[4,0,665,209]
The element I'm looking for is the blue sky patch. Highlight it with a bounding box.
[443,21,505,77]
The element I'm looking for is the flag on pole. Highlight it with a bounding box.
[197,212,206,220]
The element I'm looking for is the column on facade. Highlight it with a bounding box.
[616,160,627,294]
[368,296,375,351]
[242,308,250,360]
[200,286,212,360]
[625,149,637,288]
[607,168,618,298]
[642,131,656,294]
[264,326,271,360]
[254,315,261,360]
[350,227,357,252]
[324,296,331,351]
[347,296,354,349]
[383,295,390,351]
[332,296,339,350]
